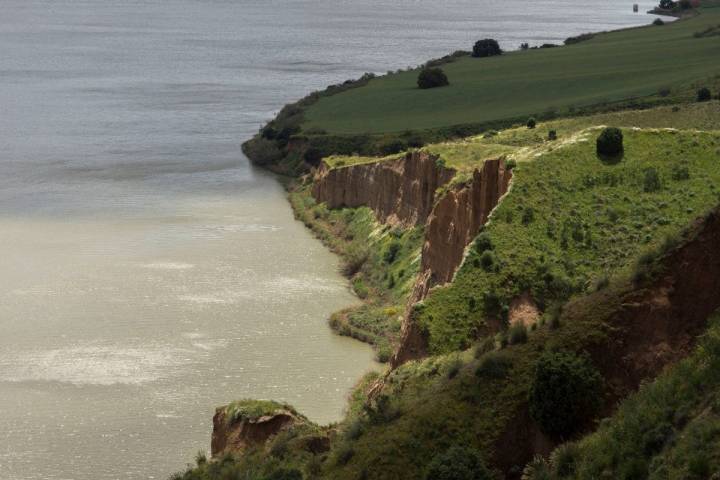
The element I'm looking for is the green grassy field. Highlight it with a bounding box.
[302,7,720,134]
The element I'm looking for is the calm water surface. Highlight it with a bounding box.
[0,1,659,478]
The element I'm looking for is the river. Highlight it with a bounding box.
[0,1,659,478]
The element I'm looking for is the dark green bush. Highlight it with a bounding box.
[303,147,323,166]
[697,87,712,102]
[671,164,690,181]
[596,127,624,158]
[418,67,449,89]
[266,468,303,480]
[528,351,603,438]
[527,117,537,129]
[476,351,513,379]
[472,39,502,58]
[508,323,529,345]
[522,207,535,225]
[643,167,662,193]
[474,232,494,253]
[653,17,665,26]
[425,446,494,480]
[377,138,407,155]
[384,240,401,264]
[548,130,557,141]
[480,251,498,271]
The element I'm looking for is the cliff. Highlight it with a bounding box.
[394,158,512,365]
[311,153,512,366]
[210,402,305,457]
[312,151,455,227]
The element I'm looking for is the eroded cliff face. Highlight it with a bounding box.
[312,151,455,227]
[393,158,512,366]
[312,154,512,367]
[211,408,301,458]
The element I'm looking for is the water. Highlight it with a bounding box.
[0,1,658,478]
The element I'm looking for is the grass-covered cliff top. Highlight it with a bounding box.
[419,125,720,354]
[302,5,720,135]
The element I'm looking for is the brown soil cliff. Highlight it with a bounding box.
[394,158,512,365]
[312,151,455,227]
[211,408,301,458]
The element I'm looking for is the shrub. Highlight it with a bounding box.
[594,275,610,291]
[643,167,662,193]
[266,469,303,480]
[548,130,557,141]
[474,232,493,253]
[697,87,712,102]
[418,67,449,89]
[659,0,674,9]
[476,351,513,379]
[343,246,368,276]
[596,127,624,157]
[653,17,665,25]
[480,250,498,271]
[671,164,690,181]
[472,39,502,58]
[505,158,517,171]
[527,117,537,129]
[377,138,407,155]
[508,323,529,345]
[549,443,580,478]
[384,240,401,264]
[528,351,603,438]
[522,455,552,480]
[522,207,535,225]
[425,446,494,480]
[303,147,323,166]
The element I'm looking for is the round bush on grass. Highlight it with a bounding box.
[527,117,537,129]
[529,351,603,438]
[418,67,449,89]
[472,39,502,58]
[697,87,712,102]
[596,127,624,158]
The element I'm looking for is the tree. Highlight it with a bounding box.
[596,127,624,157]
[697,87,712,102]
[527,117,537,129]
[417,67,449,89]
[425,446,493,480]
[548,130,558,141]
[529,351,603,438]
[659,0,674,9]
[472,39,502,58]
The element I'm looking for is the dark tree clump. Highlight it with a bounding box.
[527,117,537,129]
[425,446,494,480]
[472,39,502,58]
[697,87,712,102]
[417,67,449,89]
[303,147,323,166]
[596,127,624,158]
[529,351,603,438]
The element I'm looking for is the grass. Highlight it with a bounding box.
[418,127,720,354]
[224,400,302,425]
[303,7,720,134]
[289,184,422,361]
